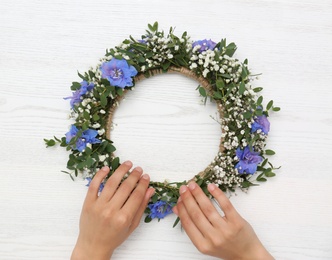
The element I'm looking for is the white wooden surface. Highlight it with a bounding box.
[1,0,332,259]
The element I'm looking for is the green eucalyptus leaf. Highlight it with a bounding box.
[100,93,107,107]
[265,149,276,155]
[199,87,207,97]
[253,87,263,92]
[216,79,225,89]
[257,96,263,106]
[111,157,120,170]
[266,100,273,110]
[239,82,245,95]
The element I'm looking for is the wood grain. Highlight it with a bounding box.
[1,0,332,259]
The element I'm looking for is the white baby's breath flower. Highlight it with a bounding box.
[92,123,101,129]
[202,68,210,77]
[98,129,105,135]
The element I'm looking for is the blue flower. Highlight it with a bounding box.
[251,115,270,135]
[100,58,138,88]
[235,146,263,174]
[192,39,217,53]
[148,201,173,219]
[138,39,147,44]
[65,125,101,152]
[85,177,104,192]
[64,81,95,108]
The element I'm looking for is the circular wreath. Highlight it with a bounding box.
[45,22,279,224]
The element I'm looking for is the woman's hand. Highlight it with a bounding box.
[71,161,154,260]
[172,182,274,260]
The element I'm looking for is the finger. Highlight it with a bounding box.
[188,182,225,227]
[129,187,155,233]
[176,196,206,246]
[84,166,109,204]
[110,166,143,209]
[122,173,150,215]
[179,185,215,235]
[208,183,239,220]
[99,160,133,202]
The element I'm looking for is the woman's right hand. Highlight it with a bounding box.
[173,182,274,260]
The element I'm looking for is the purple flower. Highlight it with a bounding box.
[100,58,138,88]
[251,115,270,135]
[65,125,101,152]
[138,39,147,44]
[85,177,104,192]
[192,39,217,53]
[235,146,263,174]
[64,81,95,108]
[148,201,173,219]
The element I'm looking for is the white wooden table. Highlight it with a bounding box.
[1,0,332,259]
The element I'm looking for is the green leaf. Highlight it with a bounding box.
[77,71,87,81]
[213,91,222,99]
[257,177,267,182]
[111,157,120,170]
[77,161,86,170]
[199,87,207,97]
[86,157,94,167]
[44,139,56,147]
[83,110,90,120]
[253,87,263,93]
[92,114,100,121]
[265,171,276,177]
[239,82,246,95]
[144,215,152,223]
[116,88,124,96]
[243,111,252,119]
[265,149,276,155]
[106,144,116,153]
[261,158,268,167]
[266,100,273,110]
[220,73,231,79]
[216,79,225,89]
[100,93,107,107]
[173,217,180,228]
[257,96,263,106]
[241,181,251,188]
[71,82,82,91]
[272,107,281,111]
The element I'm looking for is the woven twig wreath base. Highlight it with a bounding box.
[106,66,224,181]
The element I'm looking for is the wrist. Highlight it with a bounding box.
[240,241,274,260]
[71,241,113,260]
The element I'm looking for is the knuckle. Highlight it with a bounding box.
[197,243,211,254]
[116,213,130,228]
[211,237,224,248]
[191,210,202,221]
[202,204,215,216]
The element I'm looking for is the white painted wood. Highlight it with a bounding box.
[1,0,332,259]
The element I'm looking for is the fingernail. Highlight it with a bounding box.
[123,160,132,166]
[101,166,109,172]
[188,182,196,191]
[134,166,143,173]
[179,185,187,194]
[142,173,149,180]
[178,196,182,202]
[208,183,216,191]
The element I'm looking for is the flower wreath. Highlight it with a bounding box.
[45,22,280,224]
